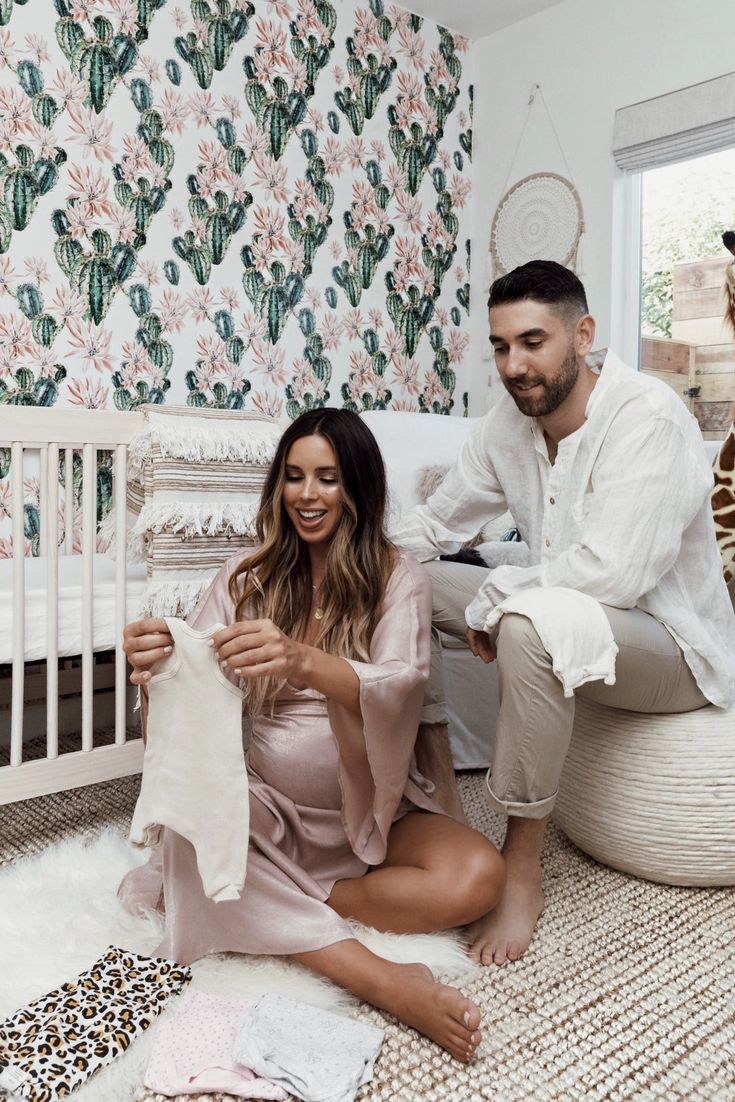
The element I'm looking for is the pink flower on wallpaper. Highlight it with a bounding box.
[345,137,367,170]
[341,308,365,342]
[27,345,56,376]
[65,319,115,374]
[249,235,271,273]
[107,0,138,35]
[349,349,375,389]
[197,140,228,179]
[446,329,469,364]
[0,536,33,560]
[50,69,87,112]
[0,257,15,297]
[23,257,49,284]
[454,264,466,283]
[393,236,422,277]
[66,376,110,409]
[137,53,161,83]
[157,89,189,135]
[119,339,152,374]
[352,7,381,48]
[394,191,422,235]
[189,91,219,128]
[294,0,325,40]
[390,355,420,395]
[65,203,95,241]
[331,64,344,86]
[391,398,419,412]
[428,50,456,94]
[252,154,289,204]
[0,480,10,519]
[240,120,269,155]
[282,237,305,272]
[304,286,321,310]
[0,86,31,138]
[136,260,159,287]
[422,372,450,408]
[169,207,186,231]
[381,328,402,363]
[221,95,242,121]
[328,240,342,262]
[0,28,16,70]
[396,23,425,71]
[67,165,114,219]
[216,286,240,312]
[23,34,50,64]
[196,333,228,374]
[24,122,57,160]
[50,286,87,324]
[305,106,324,132]
[319,314,342,351]
[157,289,188,333]
[367,309,382,330]
[266,0,291,18]
[67,105,116,163]
[252,205,287,250]
[321,137,345,176]
[253,52,273,86]
[237,308,267,345]
[0,313,33,359]
[172,6,187,29]
[120,134,151,178]
[251,389,284,421]
[395,71,422,114]
[425,210,452,250]
[369,139,386,162]
[254,18,289,66]
[186,287,215,322]
[283,55,308,92]
[434,306,449,328]
[70,0,95,22]
[108,205,136,244]
[384,164,407,193]
[449,173,472,209]
[251,340,287,387]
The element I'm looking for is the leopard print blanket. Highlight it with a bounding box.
[713,420,735,586]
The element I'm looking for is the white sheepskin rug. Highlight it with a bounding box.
[0,830,477,1102]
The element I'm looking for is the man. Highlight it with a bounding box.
[394,260,735,966]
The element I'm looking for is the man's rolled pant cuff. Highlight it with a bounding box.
[484,771,557,819]
[420,702,449,724]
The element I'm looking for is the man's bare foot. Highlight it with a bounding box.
[381,962,482,1062]
[466,870,544,966]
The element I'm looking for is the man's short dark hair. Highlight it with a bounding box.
[488,260,588,325]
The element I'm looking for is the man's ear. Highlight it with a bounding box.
[575,314,596,357]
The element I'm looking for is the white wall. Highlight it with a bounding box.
[467,0,735,408]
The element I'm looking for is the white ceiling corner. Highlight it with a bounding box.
[398,0,566,40]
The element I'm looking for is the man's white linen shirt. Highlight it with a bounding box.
[393,350,735,709]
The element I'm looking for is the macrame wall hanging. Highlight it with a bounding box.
[490,83,585,276]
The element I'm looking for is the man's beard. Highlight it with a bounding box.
[504,346,579,417]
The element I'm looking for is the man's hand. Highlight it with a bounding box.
[466,627,496,664]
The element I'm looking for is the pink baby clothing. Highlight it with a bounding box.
[129,616,249,902]
[144,990,287,1099]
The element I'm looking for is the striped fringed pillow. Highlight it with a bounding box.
[103,406,282,617]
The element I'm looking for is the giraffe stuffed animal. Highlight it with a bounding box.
[712,409,735,594]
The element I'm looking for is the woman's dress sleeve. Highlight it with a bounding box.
[327,553,433,866]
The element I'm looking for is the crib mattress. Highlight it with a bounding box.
[0,556,147,664]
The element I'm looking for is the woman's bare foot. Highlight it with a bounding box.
[466,868,544,966]
[381,962,482,1062]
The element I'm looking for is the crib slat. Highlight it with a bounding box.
[81,443,95,751]
[39,446,49,558]
[64,447,74,554]
[46,443,60,759]
[114,444,127,745]
[10,443,25,768]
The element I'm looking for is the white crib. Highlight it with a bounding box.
[0,407,146,805]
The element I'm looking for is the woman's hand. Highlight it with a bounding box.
[466,627,496,664]
[212,620,305,682]
[123,618,173,686]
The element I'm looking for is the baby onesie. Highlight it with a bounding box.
[0,946,191,1102]
[129,616,248,902]
[144,990,286,1099]
[232,992,384,1102]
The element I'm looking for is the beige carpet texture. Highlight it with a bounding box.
[2,772,734,1101]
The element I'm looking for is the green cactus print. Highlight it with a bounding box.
[335,1,396,136]
[175,0,253,89]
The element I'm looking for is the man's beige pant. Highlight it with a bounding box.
[425,561,708,819]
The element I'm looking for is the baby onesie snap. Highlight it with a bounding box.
[232,992,384,1102]
[0,946,191,1102]
[129,616,249,902]
[144,990,286,1099]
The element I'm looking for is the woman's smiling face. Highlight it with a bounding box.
[282,433,344,547]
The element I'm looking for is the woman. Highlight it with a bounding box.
[121,409,505,1062]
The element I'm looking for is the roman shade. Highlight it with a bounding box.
[612,71,735,172]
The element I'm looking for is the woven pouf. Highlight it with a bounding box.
[554,698,735,886]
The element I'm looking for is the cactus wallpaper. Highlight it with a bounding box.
[0,0,472,428]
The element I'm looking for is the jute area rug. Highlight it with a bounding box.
[1,773,734,1102]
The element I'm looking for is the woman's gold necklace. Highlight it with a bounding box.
[312,583,324,620]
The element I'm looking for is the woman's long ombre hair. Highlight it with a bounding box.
[229,409,395,714]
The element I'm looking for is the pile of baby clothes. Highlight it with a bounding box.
[145,989,385,1102]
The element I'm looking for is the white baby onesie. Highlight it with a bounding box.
[129,616,249,902]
